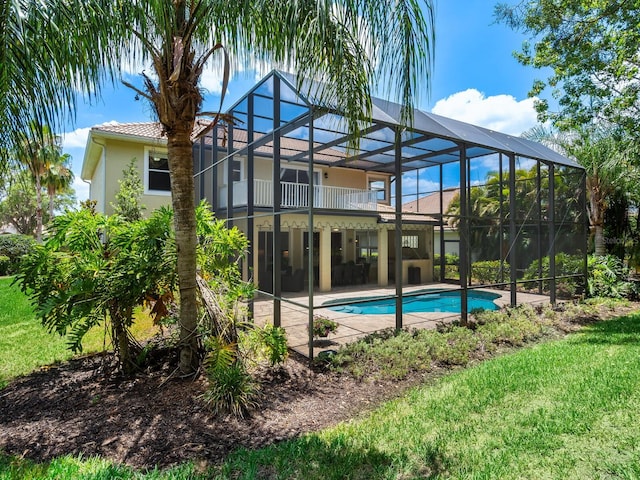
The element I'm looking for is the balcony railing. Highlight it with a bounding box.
[219,179,378,211]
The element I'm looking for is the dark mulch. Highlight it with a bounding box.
[1,302,636,471]
[0,350,417,470]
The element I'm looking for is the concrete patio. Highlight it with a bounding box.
[252,283,551,357]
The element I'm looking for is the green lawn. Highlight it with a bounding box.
[218,311,640,479]
[2,285,640,478]
[0,276,159,390]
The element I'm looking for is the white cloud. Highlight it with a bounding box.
[72,176,90,203]
[431,89,538,136]
[62,120,119,149]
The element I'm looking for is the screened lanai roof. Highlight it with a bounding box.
[222,70,580,173]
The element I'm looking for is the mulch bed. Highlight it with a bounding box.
[1,302,637,471]
[0,350,416,470]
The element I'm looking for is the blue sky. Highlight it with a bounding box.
[62,0,546,201]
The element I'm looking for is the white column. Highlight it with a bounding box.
[377,227,388,286]
[319,226,332,291]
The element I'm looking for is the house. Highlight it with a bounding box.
[403,188,460,256]
[80,122,207,215]
[82,70,587,333]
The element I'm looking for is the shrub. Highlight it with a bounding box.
[587,254,631,298]
[0,234,36,274]
[523,253,584,297]
[0,255,9,276]
[471,260,510,284]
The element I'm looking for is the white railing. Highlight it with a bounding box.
[218,180,378,211]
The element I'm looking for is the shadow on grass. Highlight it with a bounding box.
[574,312,640,345]
[218,434,449,480]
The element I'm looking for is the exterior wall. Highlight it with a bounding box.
[90,138,172,216]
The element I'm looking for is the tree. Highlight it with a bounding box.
[522,125,640,255]
[111,159,146,222]
[92,0,435,374]
[495,1,640,138]
[0,166,74,235]
[43,152,74,220]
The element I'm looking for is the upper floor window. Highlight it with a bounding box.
[368,178,386,201]
[145,148,171,195]
[280,167,320,185]
[223,158,244,184]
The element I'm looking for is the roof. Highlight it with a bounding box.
[376,203,438,224]
[403,188,459,214]
[224,70,582,173]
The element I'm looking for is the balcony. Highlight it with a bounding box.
[218,179,378,211]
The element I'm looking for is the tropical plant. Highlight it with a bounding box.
[42,151,74,220]
[522,125,640,256]
[16,206,178,373]
[2,0,130,179]
[587,254,632,299]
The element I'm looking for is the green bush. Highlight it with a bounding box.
[0,234,36,274]
[471,260,510,284]
[0,255,9,276]
[587,254,631,298]
[523,253,584,297]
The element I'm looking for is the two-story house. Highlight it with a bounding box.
[82,70,586,328]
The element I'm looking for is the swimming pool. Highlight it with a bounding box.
[324,290,500,315]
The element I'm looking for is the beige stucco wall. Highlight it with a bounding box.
[90,138,172,216]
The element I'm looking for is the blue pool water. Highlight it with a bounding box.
[324,290,500,315]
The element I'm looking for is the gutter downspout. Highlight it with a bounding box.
[91,137,107,214]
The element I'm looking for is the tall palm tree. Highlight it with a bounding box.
[13,0,434,374]
[108,0,435,374]
[16,122,61,242]
[43,152,74,220]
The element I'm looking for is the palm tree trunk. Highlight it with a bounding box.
[167,125,200,375]
[35,175,43,242]
[594,224,606,256]
[48,186,55,220]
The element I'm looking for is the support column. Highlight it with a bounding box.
[378,227,389,286]
[548,163,556,306]
[319,226,332,291]
[509,154,517,306]
[459,145,469,325]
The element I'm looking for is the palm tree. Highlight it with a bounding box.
[12,0,434,374]
[15,122,61,242]
[110,0,435,374]
[43,152,74,220]
[1,0,122,164]
[522,125,638,255]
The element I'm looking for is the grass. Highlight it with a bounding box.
[214,311,640,479]
[0,276,160,390]
[2,290,640,478]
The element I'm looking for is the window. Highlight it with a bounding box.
[368,178,386,201]
[402,235,419,249]
[356,230,378,264]
[232,160,242,182]
[145,148,171,195]
[280,167,319,185]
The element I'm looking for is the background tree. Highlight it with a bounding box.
[522,125,640,256]
[111,159,146,222]
[0,168,75,235]
[43,152,74,220]
[495,1,640,140]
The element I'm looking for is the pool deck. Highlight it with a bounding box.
[252,283,551,358]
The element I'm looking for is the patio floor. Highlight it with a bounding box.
[251,283,552,358]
